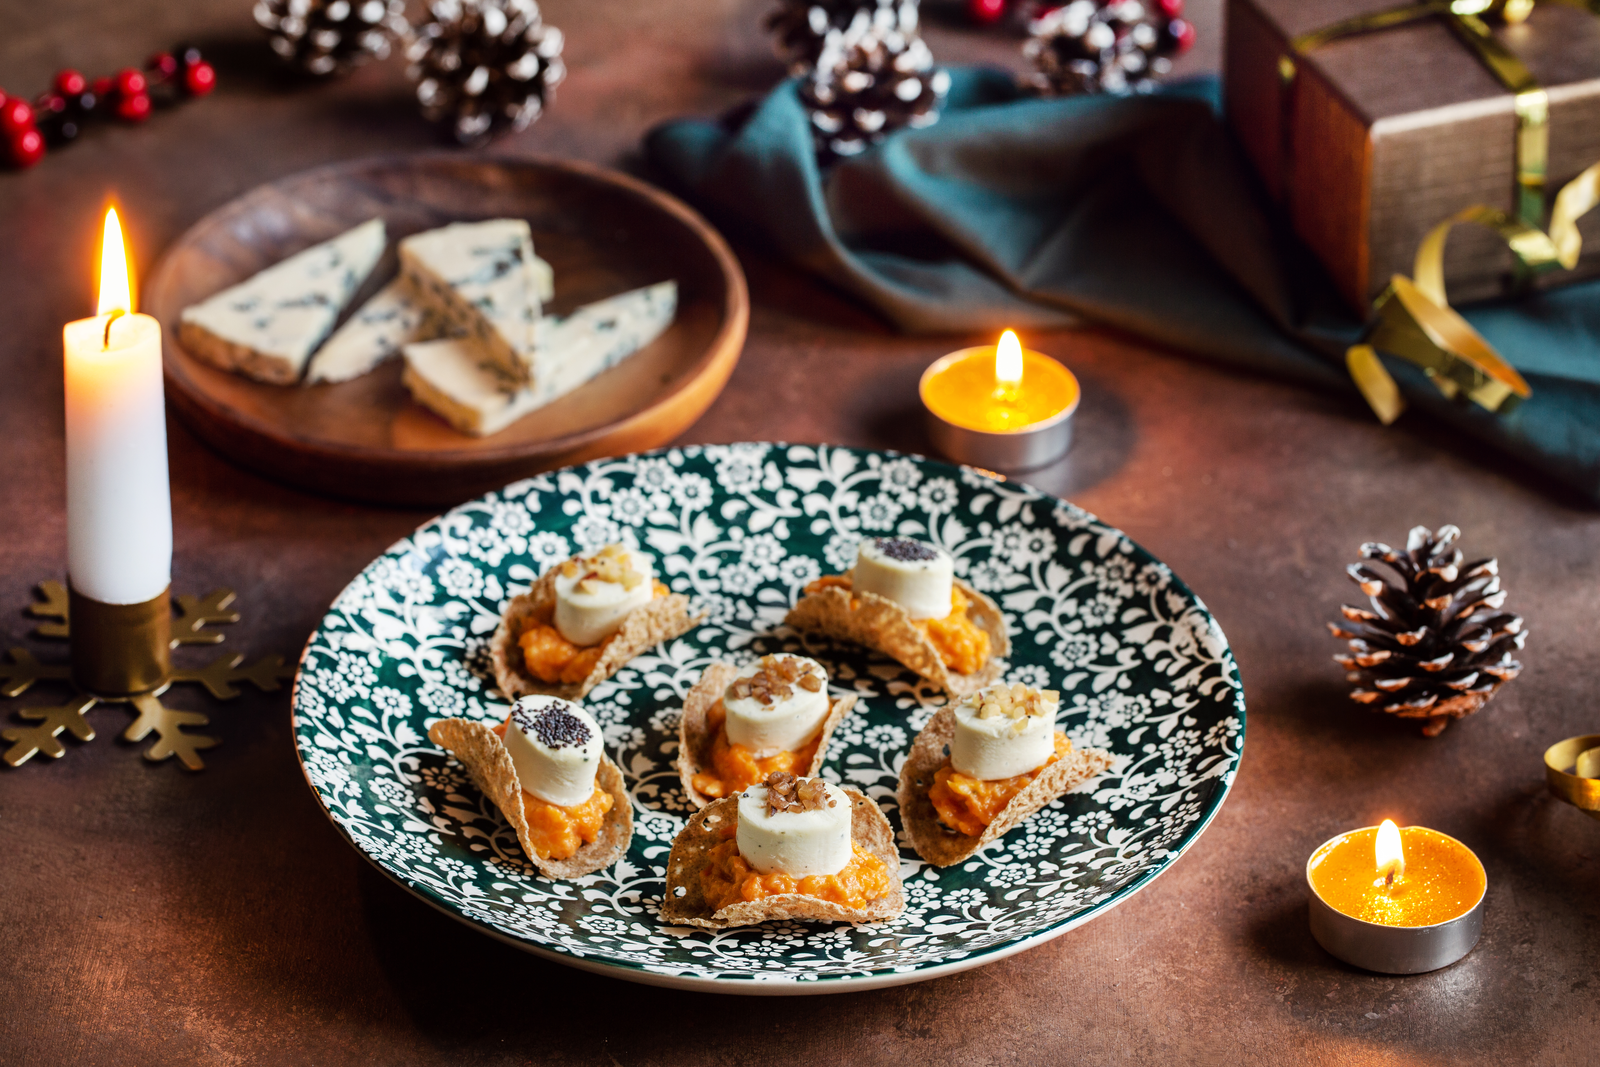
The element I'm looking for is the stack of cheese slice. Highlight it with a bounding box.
[177,216,676,438]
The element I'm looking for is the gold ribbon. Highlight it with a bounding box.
[1345,161,1600,424]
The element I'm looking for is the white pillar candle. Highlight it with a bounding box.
[63,209,172,605]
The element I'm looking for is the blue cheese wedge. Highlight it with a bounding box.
[530,281,677,400]
[400,337,539,436]
[398,219,541,383]
[178,217,386,384]
[303,255,550,385]
[304,280,441,384]
[401,281,677,437]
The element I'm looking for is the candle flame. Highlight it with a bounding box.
[995,330,1023,391]
[1375,819,1406,885]
[97,208,134,317]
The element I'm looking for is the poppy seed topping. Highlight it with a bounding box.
[874,537,940,562]
[511,701,592,750]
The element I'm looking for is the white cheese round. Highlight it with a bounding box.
[552,546,654,646]
[950,684,1059,780]
[503,696,604,807]
[735,779,853,877]
[853,537,953,620]
[723,655,831,759]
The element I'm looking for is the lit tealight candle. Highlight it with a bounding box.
[919,330,1080,471]
[63,208,173,695]
[1306,820,1486,974]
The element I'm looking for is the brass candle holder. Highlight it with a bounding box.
[0,581,292,771]
[1544,734,1600,823]
[69,585,172,697]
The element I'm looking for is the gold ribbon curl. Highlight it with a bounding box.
[1345,161,1600,424]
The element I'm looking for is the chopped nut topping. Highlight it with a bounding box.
[763,771,833,815]
[564,543,645,592]
[727,655,825,707]
[959,682,1056,722]
[764,771,801,815]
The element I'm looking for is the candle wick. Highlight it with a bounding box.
[1385,869,1395,888]
[102,308,125,350]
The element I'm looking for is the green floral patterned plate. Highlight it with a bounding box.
[291,444,1244,993]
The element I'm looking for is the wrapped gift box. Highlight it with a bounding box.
[1225,0,1600,312]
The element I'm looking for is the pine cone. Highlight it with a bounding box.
[407,0,566,147]
[800,11,949,163]
[1329,525,1526,737]
[767,0,921,74]
[254,0,408,77]
[1021,0,1193,96]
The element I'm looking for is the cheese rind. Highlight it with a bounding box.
[399,219,541,381]
[401,281,678,438]
[305,279,443,384]
[853,537,954,621]
[178,217,386,384]
[723,656,830,758]
[503,697,604,808]
[950,684,1058,780]
[553,548,656,646]
[735,780,853,877]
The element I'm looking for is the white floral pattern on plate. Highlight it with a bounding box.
[291,445,1245,992]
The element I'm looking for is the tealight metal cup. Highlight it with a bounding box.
[919,347,1080,473]
[1305,827,1485,975]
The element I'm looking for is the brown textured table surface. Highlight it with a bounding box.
[3,1,1598,1064]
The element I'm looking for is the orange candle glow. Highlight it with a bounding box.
[1308,821,1484,928]
[920,331,1078,435]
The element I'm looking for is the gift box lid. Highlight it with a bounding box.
[1254,0,1600,125]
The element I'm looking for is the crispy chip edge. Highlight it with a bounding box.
[897,707,1114,866]
[428,718,633,880]
[490,558,701,702]
[659,786,904,930]
[784,579,1008,696]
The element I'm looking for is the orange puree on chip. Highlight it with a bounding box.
[699,826,892,912]
[519,580,670,684]
[690,698,821,799]
[929,732,1073,837]
[804,576,990,675]
[490,721,614,860]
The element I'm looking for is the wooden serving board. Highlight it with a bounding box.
[145,154,748,506]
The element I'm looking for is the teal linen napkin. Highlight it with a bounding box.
[646,68,1600,503]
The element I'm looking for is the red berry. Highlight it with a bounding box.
[93,76,114,97]
[967,0,1007,23]
[9,127,44,168]
[1171,18,1196,53]
[115,68,147,98]
[0,96,33,137]
[1159,0,1184,16]
[147,52,179,79]
[54,69,87,97]
[116,91,152,122]
[183,61,216,97]
[33,93,66,117]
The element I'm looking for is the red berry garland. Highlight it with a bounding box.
[2,47,215,170]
